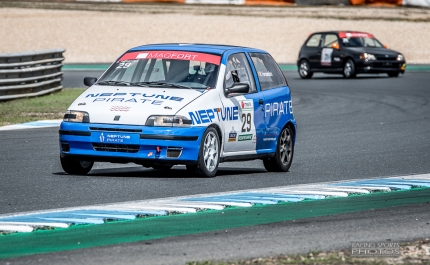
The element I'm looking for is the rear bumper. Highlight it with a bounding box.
[59,122,207,166]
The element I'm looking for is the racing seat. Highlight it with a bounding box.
[166,60,190,83]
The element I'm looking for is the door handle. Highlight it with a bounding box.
[258,99,264,105]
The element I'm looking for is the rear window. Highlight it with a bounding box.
[99,51,221,89]
[306,34,322,47]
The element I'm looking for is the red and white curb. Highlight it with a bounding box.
[1,173,429,234]
[0,120,62,131]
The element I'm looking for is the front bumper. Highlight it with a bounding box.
[59,122,207,166]
[356,60,406,74]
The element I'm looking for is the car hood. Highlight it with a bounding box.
[68,85,206,125]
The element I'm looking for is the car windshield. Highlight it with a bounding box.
[98,50,221,90]
[339,32,383,48]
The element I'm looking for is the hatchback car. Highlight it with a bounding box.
[297,31,406,78]
[59,44,296,177]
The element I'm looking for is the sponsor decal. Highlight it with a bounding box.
[228,127,237,142]
[240,100,253,110]
[119,51,221,65]
[113,115,120,121]
[110,106,131,112]
[78,102,86,106]
[263,137,276,141]
[264,101,293,117]
[189,106,239,125]
[148,152,153,157]
[321,48,333,66]
[99,132,105,142]
[85,93,183,105]
[334,57,341,62]
[238,134,253,141]
[102,133,131,143]
[257,71,273,77]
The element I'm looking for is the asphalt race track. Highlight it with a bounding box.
[1,70,430,264]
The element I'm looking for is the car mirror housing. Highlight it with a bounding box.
[226,83,249,94]
[383,44,389,49]
[331,42,339,50]
[83,77,97,87]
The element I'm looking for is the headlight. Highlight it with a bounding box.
[360,53,376,61]
[63,110,90,123]
[397,54,404,61]
[145,115,192,127]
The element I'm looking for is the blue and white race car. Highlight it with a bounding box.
[59,44,296,177]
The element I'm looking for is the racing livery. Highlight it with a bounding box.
[59,44,296,177]
[298,31,406,78]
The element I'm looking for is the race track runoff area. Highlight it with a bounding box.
[0,174,429,259]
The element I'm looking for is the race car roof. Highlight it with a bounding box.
[310,31,372,36]
[128,43,266,55]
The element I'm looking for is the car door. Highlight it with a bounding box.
[320,33,342,69]
[222,52,263,153]
[249,52,292,152]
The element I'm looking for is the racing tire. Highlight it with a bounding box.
[298,60,313,79]
[152,165,173,170]
[263,126,294,172]
[343,59,356,78]
[388,72,400,77]
[60,156,94,175]
[187,127,220,178]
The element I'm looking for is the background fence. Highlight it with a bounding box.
[0,49,64,101]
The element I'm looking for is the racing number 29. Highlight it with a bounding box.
[241,113,252,132]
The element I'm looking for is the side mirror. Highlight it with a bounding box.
[226,83,249,94]
[84,77,97,87]
[383,44,389,49]
[331,42,339,50]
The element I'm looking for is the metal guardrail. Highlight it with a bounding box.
[0,48,65,101]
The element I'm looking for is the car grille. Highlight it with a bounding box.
[375,55,397,61]
[92,143,140,153]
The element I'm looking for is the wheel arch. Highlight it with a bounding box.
[283,121,296,145]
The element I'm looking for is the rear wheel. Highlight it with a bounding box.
[388,72,400,77]
[263,126,294,172]
[60,156,93,175]
[343,59,356,78]
[187,127,220,178]
[299,60,313,79]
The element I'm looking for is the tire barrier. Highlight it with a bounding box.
[0,49,64,101]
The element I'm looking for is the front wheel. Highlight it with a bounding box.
[343,59,356,78]
[263,126,294,172]
[298,60,313,79]
[60,156,93,175]
[187,127,220,178]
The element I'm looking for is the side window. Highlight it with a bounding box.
[306,34,322,47]
[249,53,286,91]
[323,34,338,47]
[224,53,256,94]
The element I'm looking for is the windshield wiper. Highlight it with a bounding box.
[97,81,130,86]
[130,81,193,90]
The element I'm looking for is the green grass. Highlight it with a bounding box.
[0,89,85,126]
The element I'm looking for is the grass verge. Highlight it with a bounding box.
[0,89,85,126]
[187,239,430,265]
